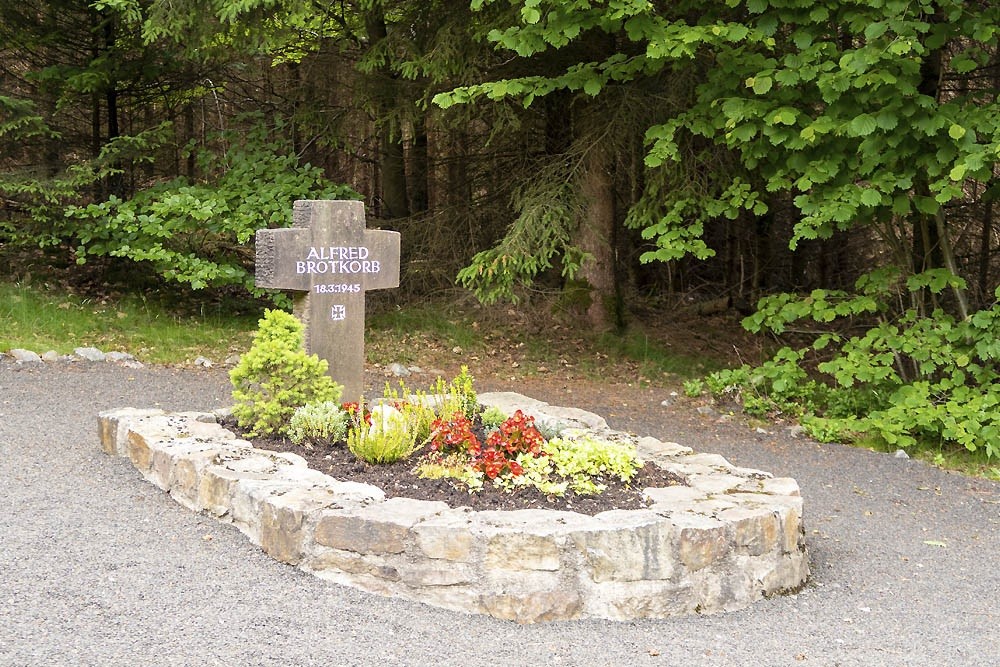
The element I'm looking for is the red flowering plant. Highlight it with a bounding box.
[472,448,524,479]
[487,410,545,457]
[421,409,547,485]
[428,412,481,457]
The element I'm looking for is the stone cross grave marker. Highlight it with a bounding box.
[255,200,400,400]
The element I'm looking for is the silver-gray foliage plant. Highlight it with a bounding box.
[288,401,348,446]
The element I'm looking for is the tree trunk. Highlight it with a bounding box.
[101,13,124,198]
[366,10,409,220]
[977,191,994,305]
[409,114,429,214]
[576,142,618,330]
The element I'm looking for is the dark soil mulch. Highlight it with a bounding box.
[221,418,686,516]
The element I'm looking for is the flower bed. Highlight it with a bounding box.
[98,392,810,623]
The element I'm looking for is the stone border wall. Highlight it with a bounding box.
[98,393,809,623]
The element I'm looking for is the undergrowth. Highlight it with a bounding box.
[701,268,1000,463]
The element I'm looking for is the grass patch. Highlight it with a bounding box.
[593,329,725,381]
[366,298,727,386]
[856,434,1000,482]
[366,302,491,367]
[0,281,259,364]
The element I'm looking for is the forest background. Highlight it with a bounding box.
[1,0,999,460]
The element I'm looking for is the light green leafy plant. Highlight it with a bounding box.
[503,435,643,496]
[683,379,704,398]
[413,453,485,492]
[288,401,348,447]
[230,309,342,437]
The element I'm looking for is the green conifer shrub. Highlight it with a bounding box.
[230,309,342,437]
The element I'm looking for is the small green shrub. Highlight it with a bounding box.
[288,401,348,447]
[682,379,704,397]
[480,405,508,430]
[534,420,565,440]
[230,309,342,437]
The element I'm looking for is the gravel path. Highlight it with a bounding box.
[1,362,997,667]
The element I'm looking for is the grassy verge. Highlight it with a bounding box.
[859,436,1000,482]
[365,300,713,383]
[0,281,259,364]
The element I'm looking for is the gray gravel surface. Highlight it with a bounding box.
[1,361,997,667]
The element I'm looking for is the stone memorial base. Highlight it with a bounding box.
[98,393,809,623]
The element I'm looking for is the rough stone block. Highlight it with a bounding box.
[636,436,693,457]
[305,546,401,582]
[717,506,780,557]
[485,533,561,572]
[674,513,731,572]
[683,496,739,517]
[98,408,164,456]
[313,499,435,555]
[125,431,158,474]
[173,414,233,438]
[224,454,281,475]
[760,477,801,496]
[778,503,804,554]
[678,452,736,469]
[170,448,223,511]
[413,511,476,562]
[198,464,271,518]
[572,512,675,582]
[686,473,749,495]
[585,580,696,620]
[478,590,584,623]
[477,392,549,417]
[260,486,343,565]
[735,492,804,555]
[147,438,219,492]
[229,477,306,544]
[315,477,386,504]
[762,552,810,593]
[398,560,476,587]
[644,485,705,505]
[537,405,609,431]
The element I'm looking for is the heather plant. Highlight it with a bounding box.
[431,365,479,420]
[380,381,436,443]
[229,309,342,437]
[347,399,420,464]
